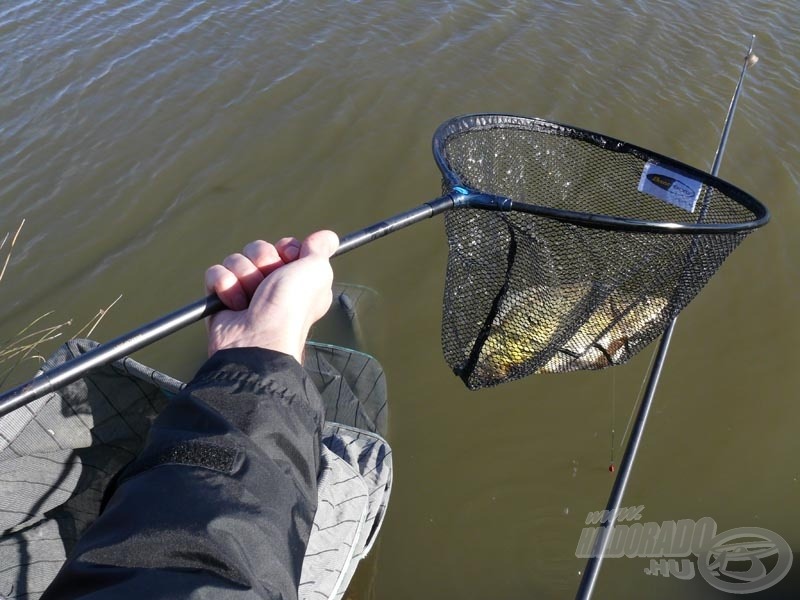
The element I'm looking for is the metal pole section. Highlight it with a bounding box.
[575,35,757,600]
[711,35,758,178]
[335,194,454,255]
[0,193,457,416]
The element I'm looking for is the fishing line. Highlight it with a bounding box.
[616,341,660,458]
[611,344,659,473]
[608,370,616,473]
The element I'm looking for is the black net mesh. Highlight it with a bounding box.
[436,115,765,389]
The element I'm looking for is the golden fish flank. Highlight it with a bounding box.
[538,294,668,373]
[476,284,569,379]
[477,286,668,377]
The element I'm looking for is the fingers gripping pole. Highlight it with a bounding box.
[575,35,758,600]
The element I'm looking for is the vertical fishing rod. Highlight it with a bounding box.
[575,35,758,600]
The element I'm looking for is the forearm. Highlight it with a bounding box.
[42,348,324,600]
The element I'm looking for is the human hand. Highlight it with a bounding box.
[204,230,339,362]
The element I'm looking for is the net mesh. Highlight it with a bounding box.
[436,115,764,389]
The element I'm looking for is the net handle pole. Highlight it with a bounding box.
[335,194,455,255]
[575,35,758,600]
[0,193,466,417]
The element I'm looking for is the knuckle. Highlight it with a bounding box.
[222,253,247,271]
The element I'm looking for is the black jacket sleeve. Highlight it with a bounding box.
[41,348,324,600]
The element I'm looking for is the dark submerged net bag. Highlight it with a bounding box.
[434,114,768,389]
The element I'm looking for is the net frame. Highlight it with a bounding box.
[434,114,768,233]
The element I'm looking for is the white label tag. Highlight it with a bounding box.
[638,161,702,213]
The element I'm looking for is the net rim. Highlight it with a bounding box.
[433,113,770,234]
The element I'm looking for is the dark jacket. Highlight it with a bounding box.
[41,348,324,600]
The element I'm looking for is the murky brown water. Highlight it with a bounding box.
[1,1,798,598]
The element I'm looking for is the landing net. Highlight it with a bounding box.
[435,114,767,389]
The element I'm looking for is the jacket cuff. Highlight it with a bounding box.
[197,347,300,380]
[187,347,325,429]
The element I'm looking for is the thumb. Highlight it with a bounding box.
[299,230,339,259]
